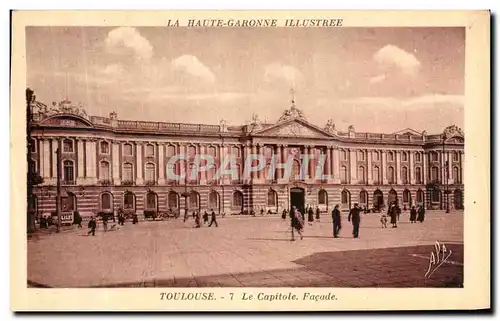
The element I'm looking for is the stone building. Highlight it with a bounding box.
[28,99,464,218]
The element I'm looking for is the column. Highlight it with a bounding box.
[409,151,415,184]
[448,151,453,184]
[349,149,357,184]
[396,151,402,184]
[85,139,97,182]
[381,150,388,184]
[157,143,165,185]
[308,146,315,181]
[77,139,85,184]
[332,148,340,183]
[258,144,264,180]
[199,144,206,185]
[250,144,257,180]
[219,144,226,184]
[51,138,58,179]
[136,142,143,185]
[423,152,428,184]
[178,144,185,185]
[325,147,331,179]
[41,139,51,181]
[112,141,121,185]
[367,150,373,184]
[460,151,464,184]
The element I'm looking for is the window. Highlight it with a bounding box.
[168,192,179,209]
[387,166,395,184]
[318,190,327,205]
[232,147,241,157]
[99,161,110,180]
[415,152,421,162]
[234,164,241,180]
[357,166,365,183]
[232,191,243,207]
[358,150,365,161]
[388,151,394,162]
[146,192,157,210]
[100,193,112,211]
[188,146,196,158]
[403,190,410,203]
[208,146,217,157]
[415,167,422,184]
[431,151,438,162]
[267,189,277,206]
[63,160,74,182]
[453,166,459,182]
[265,146,273,158]
[359,190,368,204]
[340,165,348,183]
[167,145,176,157]
[30,138,37,153]
[145,163,155,182]
[123,163,133,181]
[401,166,408,184]
[373,151,379,161]
[100,141,109,154]
[372,166,380,183]
[209,191,219,210]
[207,164,217,181]
[341,149,347,160]
[145,144,155,157]
[416,189,424,203]
[431,189,440,202]
[63,139,74,153]
[123,143,133,156]
[341,190,350,205]
[61,192,76,211]
[402,152,408,162]
[29,159,37,174]
[123,191,135,210]
[190,191,199,209]
[453,151,459,162]
[431,166,439,182]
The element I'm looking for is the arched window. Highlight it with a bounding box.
[401,166,408,184]
[402,152,408,162]
[189,191,200,209]
[123,163,133,181]
[403,189,411,203]
[359,190,368,204]
[145,144,155,157]
[388,151,394,162]
[61,192,76,211]
[209,191,219,210]
[99,161,110,180]
[373,166,380,183]
[431,151,438,162]
[417,189,424,203]
[453,166,459,183]
[146,192,157,210]
[387,166,395,184]
[340,165,348,183]
[453,151,459,162]
[291,159,301,181]
[341,149,347,160]
[145,163,156,183]
[63,139,74,153]
[232,191,243,207]
[267,189,278,206]
[415,152,421,162]
[123,143,133,156]
[341,190,350,206]
[357,166,365,184]
[63,160,74,183]
[388,189,398,205]
[431,166,439,182]
[123,191,135,210]
[373,151,380,161]
[167,191,179,209]
[232,146,241,157]
[100,192,112,211]
[167,145,176,157]
[358,150,365,161]
[415,167,422,184]
[100,141,110,154]
[318,189,327,205]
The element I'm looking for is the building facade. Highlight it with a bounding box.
[28,99,465,218]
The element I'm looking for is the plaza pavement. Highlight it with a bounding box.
[27,211,463,288]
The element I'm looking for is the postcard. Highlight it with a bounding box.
[10,10,490,311]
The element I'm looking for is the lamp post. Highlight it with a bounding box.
[442,134,450,213]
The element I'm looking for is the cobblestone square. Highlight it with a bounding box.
[27,211,463,288]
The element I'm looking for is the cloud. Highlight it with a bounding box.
[369,74,386,84]
[105,27,153,62]
[172,55,216,83]
[264,63,304,86]
[373,45,421,76]
[340,94,464,109]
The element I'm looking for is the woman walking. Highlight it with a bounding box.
[417,205,426,223]
[307,207,314,226]
[409,206,417,223]
[290,206,304,241]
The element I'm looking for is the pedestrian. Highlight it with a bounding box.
[209,209,218,227]
[307,207,314,226]
[203,211,209,224]
[74,211,82,228]
[348,203,362,238]
[396,205,401,221]
[192,211,196,219]
[87,216,97,236]
[380,213,388,228]
[194,212,201,228]
[315,207,320,221]
[417,205,426,223]
[102,214,108,232]
[132,214,139,224]
[260,208,264,216]
[389,203,398,228]
[332,204,341,238]
[410,206,417,223]
[281,209,287,220]
[290,205,304,241]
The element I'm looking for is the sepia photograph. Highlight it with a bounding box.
[11,10,490,311]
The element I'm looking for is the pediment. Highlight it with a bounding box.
[392,128,422,136]
[39,114,94,128]
[252,119,333,139]
[445,136,464,144]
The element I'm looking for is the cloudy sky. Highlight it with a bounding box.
[26,27,464,133]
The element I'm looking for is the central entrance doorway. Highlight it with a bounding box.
[290,187,305,215]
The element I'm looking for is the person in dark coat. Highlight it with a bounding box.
[348,203,362,238]
[290,206,304,241]
[74,211,83,228]
[332,204,341,238]
[203,211,209,224]
[389,203,398,228]
[87,216,97,236]
[307,207,314,225]
[396,205,401,221]
[409,206,417,223]
[417,205,426,223]
[208,209,218,227]
[281,209,287,220]
[315,207,320,221]
[102,214,108,232]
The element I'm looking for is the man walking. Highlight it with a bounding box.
[208,209,218,227]
[87,216,97,236]
[348,203,362,238]
[332,204,341,238]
